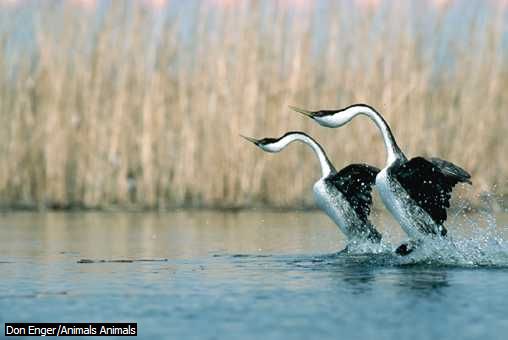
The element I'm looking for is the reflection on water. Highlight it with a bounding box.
[0,211,348,259]
[396,269,449,295]
[1,211,508,340]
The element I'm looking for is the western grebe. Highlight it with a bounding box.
[242,131,382,250]
[291,104,471,255]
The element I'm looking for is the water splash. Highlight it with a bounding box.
[302,203,508,268]
[390,202,508,267]
[343,239,393,255]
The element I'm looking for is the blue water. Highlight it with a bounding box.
[1,211,508,339]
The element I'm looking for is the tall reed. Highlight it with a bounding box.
[0,1,506,209]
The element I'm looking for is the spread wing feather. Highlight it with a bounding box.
[425,157,472,185]
[326,164,380,223]
[390,157,471,226]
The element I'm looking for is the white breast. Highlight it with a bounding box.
[313,179,359,240]
[375,168,401,220]
[376,167,439,239]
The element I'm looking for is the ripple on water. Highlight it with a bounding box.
[1,211,508,340]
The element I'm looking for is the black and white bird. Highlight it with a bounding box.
[242,131,382,250]
[291,104,472,255]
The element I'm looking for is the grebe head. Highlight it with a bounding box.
[240,135,282,153]
[291,104,404,165]
[241,131,335,177]
[289,106,347,128]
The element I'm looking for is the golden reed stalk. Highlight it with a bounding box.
[0,1,506,209]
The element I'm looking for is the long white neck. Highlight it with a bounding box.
[339,105,405,166]
[269,133,336,177]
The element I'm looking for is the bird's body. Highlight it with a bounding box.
[291,104,471,254]
[242,131,382,246]
[313,164,382,243]
[376,161,443,240]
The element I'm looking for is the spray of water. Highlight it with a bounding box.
[353,192,508,267]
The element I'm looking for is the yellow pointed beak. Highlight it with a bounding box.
[289,105,314,118]
[240,134,259,144]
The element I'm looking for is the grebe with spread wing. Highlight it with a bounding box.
[291,104,471,255]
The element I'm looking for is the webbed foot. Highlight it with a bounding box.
[395,240,422,256]
[395,243,414,256]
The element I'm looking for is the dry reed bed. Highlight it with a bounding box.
[0,1,506,209]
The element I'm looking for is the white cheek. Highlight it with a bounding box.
[262,145,278,153]
[330,116,346,127]
[318,117,340,127]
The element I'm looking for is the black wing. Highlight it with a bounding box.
[425,157,472,185]
[390,157,471,226]
[326,164,380,223]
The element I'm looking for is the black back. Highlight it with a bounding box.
[390,157,471,226]
[326,164,380,223]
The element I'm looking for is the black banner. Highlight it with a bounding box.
[5,323,137,337]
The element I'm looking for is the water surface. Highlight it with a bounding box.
[1,211,508,339]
